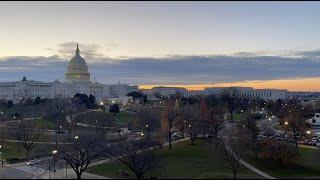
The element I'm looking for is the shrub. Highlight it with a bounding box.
[259,139,299,166]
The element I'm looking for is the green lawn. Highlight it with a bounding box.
[1,142,25,162]
[7,118,56,129]
[245,147,320,179]
[1,141,71,163]
[113,111,135,124]
[233,113,247,121]
[33,118,56,129]
[100,110,135,124]
[87,140,263,179]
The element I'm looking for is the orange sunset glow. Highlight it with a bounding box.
[139,77,320,92]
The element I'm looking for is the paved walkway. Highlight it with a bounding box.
[40,168,108,179]
[239,159,275,179]
[0,166,34,179]
[299,144,319,150]
[3,139,73,145]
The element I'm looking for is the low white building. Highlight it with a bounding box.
[142,86,187,98]
[204,87,288,100]
[0,45,137,103]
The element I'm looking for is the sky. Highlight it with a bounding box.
[0,1,320,91]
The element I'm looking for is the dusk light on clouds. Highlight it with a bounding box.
[0,1,320,91]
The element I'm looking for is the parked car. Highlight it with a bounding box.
[26,160,39,166]
[172,131,183,139]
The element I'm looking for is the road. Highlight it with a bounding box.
[0,167,33,179]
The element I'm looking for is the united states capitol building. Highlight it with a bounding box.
[0,45,138,103]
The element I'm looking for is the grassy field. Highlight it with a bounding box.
[1,142,25,162]
[1,141,73,163]
[7,118,56,129]
[113,111,135,124]
[99,110,136,124]
[233,113,247,121]
[0,142,57,163]
[245,147,320,179]
[33,118,56,129]
[87,140,263,179]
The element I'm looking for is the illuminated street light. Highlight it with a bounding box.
[145,124,149,128]
[268,118,271,121]
[188,124,191,128]
[52,149,58,155]
[74,136,79,140]
[284,121,288,125]
[100,101,104,106]
[52,149,58,172]
[306,130,311,135]
[140,133,144,136]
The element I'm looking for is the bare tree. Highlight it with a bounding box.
[208,103,225,138]
[199,98,209,139]
[161,100,179,149]
[59,136,103,179]
[209,126,248,179]
[133,107,161,140]
[283,103,305,148]
[106,138,160,179]
[63,100,86,138]
[221,88,241,121]
[11,122,43,160]
[243,114,260,160]
[184,104,200,145]
[44,98,71,151]
[259,139,299,167]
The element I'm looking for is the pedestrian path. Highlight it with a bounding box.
[40,168,108,179]
[239,159,275,179]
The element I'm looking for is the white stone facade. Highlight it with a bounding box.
[142,86,287,100]
[0,45,137,103]
[204,87,288,100]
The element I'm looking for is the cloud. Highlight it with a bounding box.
[54,42,106,61]
[1,49,320,85]
[294,49,320,59]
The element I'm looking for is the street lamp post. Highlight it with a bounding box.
[55,127,58,151]
[65,161,68,179]
[52,149,58,172]
[100,102,105,112]
[306,130,311,141]
[0,111,4,166]
[0,145,3,166]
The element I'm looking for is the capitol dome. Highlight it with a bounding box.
[65,44,91,81]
